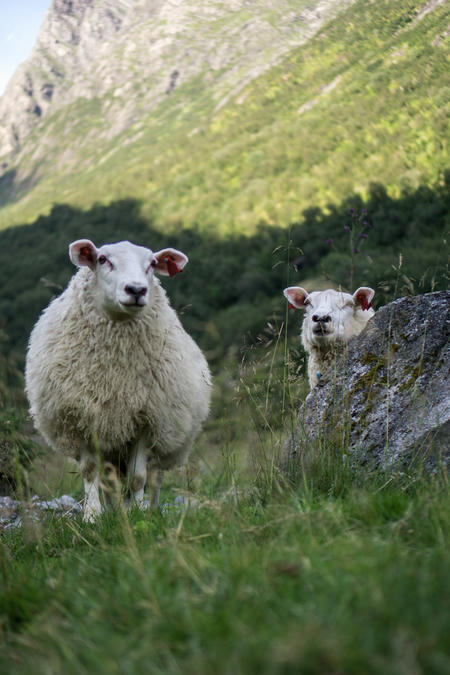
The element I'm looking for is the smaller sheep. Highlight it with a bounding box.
[283,286,375,389]
[25,239,212,521]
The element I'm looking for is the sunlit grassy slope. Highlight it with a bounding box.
[1,449,449,674]
[1,0,448,233]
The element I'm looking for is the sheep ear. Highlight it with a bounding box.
[353,287,374,311]
[283,286,309,309]
[152,248,188,277]
[69,240,98,270]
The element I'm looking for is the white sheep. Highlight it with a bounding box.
[25,239,212,521]
[283,286,375,389]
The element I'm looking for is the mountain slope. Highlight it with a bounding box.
[0,0,352,175]
[0,0,448,233]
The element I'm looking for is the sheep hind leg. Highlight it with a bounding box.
[80,453,102,522]
[148,467,163,509]
[127,442,148,509]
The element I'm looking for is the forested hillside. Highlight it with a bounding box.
[0,0,448,234]
[1,177,448,365]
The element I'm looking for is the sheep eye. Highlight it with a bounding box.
[98,255,107,265]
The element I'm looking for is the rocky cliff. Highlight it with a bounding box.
[0,0,354,165]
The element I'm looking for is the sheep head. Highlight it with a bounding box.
[284,286,375,348]
[69,239,188,320]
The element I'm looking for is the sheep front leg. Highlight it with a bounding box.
[127,442,148,508]
[80,453,102,522]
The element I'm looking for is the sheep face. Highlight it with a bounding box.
[69,239,188,320]
[284,286,374,348]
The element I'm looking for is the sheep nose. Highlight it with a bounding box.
[125,284,147,298]
[312,314,331,323]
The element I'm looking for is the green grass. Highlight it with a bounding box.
[1,450,448,675]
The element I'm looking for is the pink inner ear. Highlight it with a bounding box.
[166,257,180,277]
[357,294,372,311]
[80,246,93,260]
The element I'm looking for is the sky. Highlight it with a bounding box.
[0,0,51,96]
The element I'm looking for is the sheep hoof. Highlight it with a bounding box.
[126,498,150,512]
[82,505,103,523]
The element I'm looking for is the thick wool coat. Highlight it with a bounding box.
[25,267,211,469]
